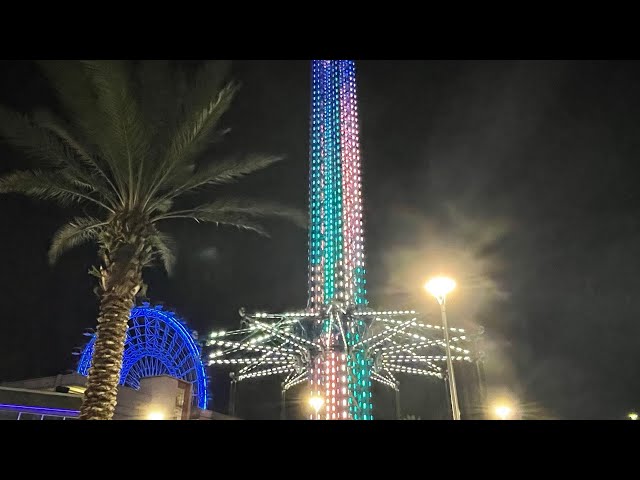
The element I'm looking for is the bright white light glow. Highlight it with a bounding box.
[425,277,456,301]
[495,405,512,420]
[147,410,165,420]
[309,396,324,414]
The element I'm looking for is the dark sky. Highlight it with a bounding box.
[1,60,640,420]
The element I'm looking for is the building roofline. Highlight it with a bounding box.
[0,386,81,399]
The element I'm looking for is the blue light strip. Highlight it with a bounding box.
[157,308,209,410]
[76,336,95,376]
[0,404,79,417]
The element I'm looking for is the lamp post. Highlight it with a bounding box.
[425,276,461,420]
[281,383,286,420]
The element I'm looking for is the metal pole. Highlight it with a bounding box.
[443,376,451,419]
[474,328,486,419]
[281,385,287,420]
[229,374,237,416]
[440,299,461,420]
[395,385,401,420]
[476,359,487,418]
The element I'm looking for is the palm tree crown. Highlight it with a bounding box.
[0,60,304,271]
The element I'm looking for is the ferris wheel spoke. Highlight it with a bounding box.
[174,354,192,374]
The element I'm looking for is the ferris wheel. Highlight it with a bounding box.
[77,303,209,409]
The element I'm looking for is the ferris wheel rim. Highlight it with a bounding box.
[76,304,209,410]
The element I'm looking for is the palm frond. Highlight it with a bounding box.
[82,60,151,206]
[152,198,174,214]
[36,61,108,154]
[32,109,122,205]
[148,226,177,275]
[0,104,77,168]
[172,81,238,163]
[136,61,180,160]
[136,61,175,130]
[151,154,283,211]
[0,170,114,211]
[48,216,106,265]
[167,197,308,228]
[156,210,269,237]
[144,81,238,205]
[38,60,132,199]
[200,213,269,237]
[181,61,232,121]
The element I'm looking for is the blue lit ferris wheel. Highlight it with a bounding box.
[77,303,209,409]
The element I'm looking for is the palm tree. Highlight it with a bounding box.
[0,60,305,420]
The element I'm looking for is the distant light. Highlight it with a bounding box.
[309,396,324,414]
[629,412,638,421]
[495,405,512,420]
[67,385,86,395]
[425,277,456,301]
[147,410,165,420]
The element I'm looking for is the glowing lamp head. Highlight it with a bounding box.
[309,396,324,414]
[629,412,638,421]
[425,277,456,303]
[146,410,165,420]
[495,405,512,420]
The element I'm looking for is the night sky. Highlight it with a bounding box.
[1,60,639,420]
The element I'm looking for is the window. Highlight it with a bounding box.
[18,413,41,420]
[0,410,19,420]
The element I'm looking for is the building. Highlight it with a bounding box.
[0,373,238,420]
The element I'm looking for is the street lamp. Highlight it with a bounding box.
[425,276,460,420]
[309,396,324,419]
[628,412,638,421]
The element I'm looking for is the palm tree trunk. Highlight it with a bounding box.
[80,231,147,420]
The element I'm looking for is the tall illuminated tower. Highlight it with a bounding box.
[307,60,371,419]
[205,60,480,420]
[308,60,366,309]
